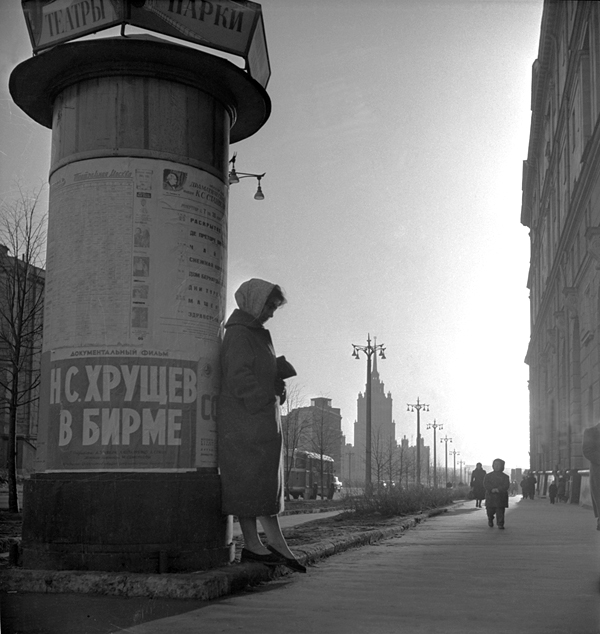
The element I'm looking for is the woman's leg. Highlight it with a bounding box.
[257,515,296,558]
[238,517,270,555]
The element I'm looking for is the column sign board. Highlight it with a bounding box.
[21,0,271,88]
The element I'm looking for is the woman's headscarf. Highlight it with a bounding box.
[234,278,276,319]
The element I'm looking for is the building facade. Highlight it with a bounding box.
[283,397,343,474]
[522,2,600,480]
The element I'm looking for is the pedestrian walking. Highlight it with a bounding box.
[526,471,537,499]
[520,476,529,499]
[557,476,567,503]
[328,480,336,500]
[548,480,557,504]
[217,278,306,573]
[483,458,510,529]
[583,422,600,530]
[470,462,486,508]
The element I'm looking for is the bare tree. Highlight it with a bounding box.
[370,428,387,487]
[371,430,398,489]
[281,383,309,500]
[397,439,416,487]
[0,186,46,513]
[384,437,399,487]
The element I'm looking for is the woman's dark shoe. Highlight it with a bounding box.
[267,545,307,573]
[240,548,283,565]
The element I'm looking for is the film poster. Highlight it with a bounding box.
[40,157,227,471]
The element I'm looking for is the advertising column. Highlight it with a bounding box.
[10,35,270,573]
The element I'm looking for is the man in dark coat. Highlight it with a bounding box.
[548,480,557,504]
[520,476,529,499]
[583,423,600,530]
[526,472,537,499]
[483,458,510,529]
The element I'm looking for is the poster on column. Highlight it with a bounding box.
[43,157,227,471]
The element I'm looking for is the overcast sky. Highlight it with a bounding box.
[0,0,543,471]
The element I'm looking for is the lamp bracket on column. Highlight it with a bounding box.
[228,153,265,200]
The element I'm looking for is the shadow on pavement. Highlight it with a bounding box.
[1,592,213,634]
[1,574,298,634]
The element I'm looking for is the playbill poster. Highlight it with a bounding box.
[40,157,227,472]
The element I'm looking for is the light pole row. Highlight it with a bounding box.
[351,337,461,490]
[427,419,443,488]
[440,435,452,487]
[450,448,460,486]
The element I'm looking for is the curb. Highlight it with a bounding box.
[0,510,444,600]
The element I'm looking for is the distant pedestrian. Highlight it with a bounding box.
[483,458,510,529]
[557,476,567,503]
[582,422,600,530]
[327,481,335,500]
[548,481,557,504]
[520,476,529,499]
[526,472,537,499]
[470,462,486,508]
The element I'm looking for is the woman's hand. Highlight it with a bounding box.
[275,377,286,396]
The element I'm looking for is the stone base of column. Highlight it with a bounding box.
[21,472,232,573]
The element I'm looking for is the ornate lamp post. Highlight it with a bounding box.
[450,449,460,485]
[407,397,429,485]
[352,334,386,494]
[427,419,443,488]
[440,435,452,487]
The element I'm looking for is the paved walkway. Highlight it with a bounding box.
[102,497,599,634]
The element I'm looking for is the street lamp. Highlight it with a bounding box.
[427,419,443,488]
[440,435,452,487]
[352,334,386,494]
[450,449,460,485]
[407,397,429,486]
[228,153,265,200]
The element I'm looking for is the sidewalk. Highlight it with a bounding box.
[2,498,598,634]
[104,497,599,634]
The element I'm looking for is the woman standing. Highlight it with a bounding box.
[217,278,305,572]
[470,462,486,508]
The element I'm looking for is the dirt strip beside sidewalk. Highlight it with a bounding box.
[0,509,443,600]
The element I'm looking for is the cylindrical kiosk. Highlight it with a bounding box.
[9,36,270,572]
